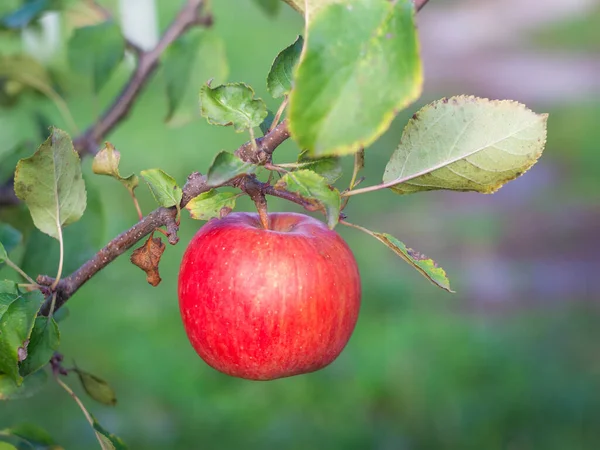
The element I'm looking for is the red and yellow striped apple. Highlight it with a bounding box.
[178,212,361,380]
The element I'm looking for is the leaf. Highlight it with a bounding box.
[185,190,240,221]
[14,128,87,240]
[20,178,105,279]
[382,96,549,194]
[0,370,47,400]
[74,368,117,406]
[297,150,342,183]
[92,417,128,450]
[0,290,44,384]
[252,0,281,17]
[165,31,229,127]
[1,423,57,448]
[0,224,22,257]
[267,36,303,98]
[140,169,182,208]
[0,0,50,29]
[280,0,340,15]
[163,32,203,121]
[92,143,139,194]
[199,82,268,132]
[374,232,452,292]
[0,281,19,318]
[288,0,422,156]
[275,170,341,229]
[68,21,125,93]
[206,151,257,187]
[19,317,60,378]
[0,442,17,450]
[0,244,6,265]
[130,236,165,287]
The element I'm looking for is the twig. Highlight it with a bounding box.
[235,120,290,165]
[73,0,212,155]
[414,0,430,12]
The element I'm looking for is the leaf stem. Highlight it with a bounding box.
[5,258,37,285]
[51,221,64,290]
[54,374,106,450]
[269,96,289,133]
[130,192,143,221]
[342,179,399,197]
[339,219,373,236]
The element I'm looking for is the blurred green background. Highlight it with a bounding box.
[1,0,599,448]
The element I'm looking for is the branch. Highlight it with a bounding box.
[414,0,430,12]
[72,0,212,155]
[38,123,296,315]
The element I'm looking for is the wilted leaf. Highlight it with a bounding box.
[252,0,281,17]
[267,36,303,98]
[0,370,47,400]
[297,150,342,184]
[0,224,22,257]
[275,170,341,228]
[206,151,257,187]
[19,317,60,377]
[0,289,44,384]
[92,417,128,450]
[74,368,117,406]
[383,96,548,194]
[14,128,87,240]
[199,82,267,132]
[92,143,139,194]
[0,0,50,29]
[185,190,240,221]
[140,169,182,208]
[68,21,125,93]
[289,0,422,156]
[130,236,165,287]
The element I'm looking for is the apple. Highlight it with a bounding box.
[178,212,361,380]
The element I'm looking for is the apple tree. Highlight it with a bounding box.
[0,0,547,447]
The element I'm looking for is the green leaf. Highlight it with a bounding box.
[92,143,139,194]
[165,31,229,127]
[0,370,47,400]
[259,110,276,136]
[14,128,87,240]
[74,368,117,406]
[0,0,50,29]
[1,423,56,448]
[163,32,203,121]
[0,442,17,450]
[280,0,340,15]
[0,224,22,257]
[68,21,125,93]
[252,0,281,17]
[275,170,341,229]
[206,151,257,187]
[140,169,182,208]
[267,35,303,98]
[0,290,44,384]
[382,96,549,194]
[297,150,342,184]
[199,82,268,132]
[92,417,128,450]
[0,244,6,265]
[19,317,59,378]
[374,232,452,292]
[289,0,422,156]
[185,190,240,221]
[0,281,19,318]
[20,178,105,279]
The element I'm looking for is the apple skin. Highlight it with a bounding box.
[178,212,361,381]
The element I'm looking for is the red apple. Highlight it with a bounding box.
[178,212,361,380]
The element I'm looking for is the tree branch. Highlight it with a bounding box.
[38,123,297,315]
[414,0,430,12]
[73,0,212,155]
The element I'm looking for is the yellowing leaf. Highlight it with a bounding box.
[383,96,548,194]
[14,128,87,240]
[92,142,138,194]
[289,0,422,156]
[185,190,240,220]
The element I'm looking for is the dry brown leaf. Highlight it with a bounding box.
[130,235,165,286]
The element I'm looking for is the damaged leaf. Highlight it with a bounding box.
[74,367,117,406]
[185,190,240,221]
[92,143,139,194]
[130,236,165,286]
